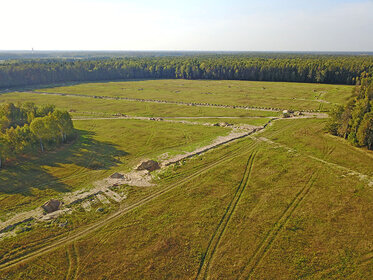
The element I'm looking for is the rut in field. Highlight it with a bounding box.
[239,172,318,279]
[195,149,258,280]
[0,140,256,272]
[65,242,79,280]
[357,251,373,266]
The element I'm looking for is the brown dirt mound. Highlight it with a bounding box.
[136,160,161,172]
[42,199,62,213]
[110,172,124,179]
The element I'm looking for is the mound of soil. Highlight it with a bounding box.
[136,160,161,172]
[42,199,62,213]
[110,172,124,179]
[213,122,232,127]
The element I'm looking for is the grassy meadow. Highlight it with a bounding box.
[1,79,372,279]
[0,91,279,118]
[0,119,229,217]
[37,79,353,111]
[2,119,373,279]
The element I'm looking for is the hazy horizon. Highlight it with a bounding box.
[2,0,373,52]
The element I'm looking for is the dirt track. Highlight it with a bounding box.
[0,140,255,271]
[0,114,332,271]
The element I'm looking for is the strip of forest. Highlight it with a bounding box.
[327,75,373,149]
[1,54,373,88]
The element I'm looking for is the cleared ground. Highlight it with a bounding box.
[0,80,372,279]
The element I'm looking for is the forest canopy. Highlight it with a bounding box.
[327,74,373,150]
[0,103,75,168]
[1,54,373,88]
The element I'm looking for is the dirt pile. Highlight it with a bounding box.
[42,199,62,213]
[136,160,161,172]
[110,172,124,179]
[213,122,233,127]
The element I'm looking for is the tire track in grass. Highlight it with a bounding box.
[240,172,318,280]
[145,127,155,146]
[0,139,256,272]
[65,245,73,280]
[71,242,80,280]
[357,251,373,266]
[65,242,79,280]
[195,149,258,280]
[74,143,257,278]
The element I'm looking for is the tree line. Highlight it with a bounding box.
[0,103,75,168]
[327,74,373,150]
[1,54,373,89]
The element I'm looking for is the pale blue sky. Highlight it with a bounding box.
[1,0,372,51]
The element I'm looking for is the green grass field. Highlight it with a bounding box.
[0,91,279,118]
[37,79,353,111]
[1,79,372,280]
[0,119,229,217]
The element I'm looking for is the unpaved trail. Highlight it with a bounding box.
[0,140,255,272]
[196,149,258,280]
[0,123,262,235]
[253,136,373,187]
[163,129,262,166]
[239,172,319,279]
[65,242,79,280]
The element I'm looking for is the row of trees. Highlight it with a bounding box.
[327,74,373,149]
[1,55,373,88]
[0,103,75,168]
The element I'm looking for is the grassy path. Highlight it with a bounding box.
[196,149,258,280]
[239,172,319,279]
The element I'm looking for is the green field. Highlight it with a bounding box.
[1,79,372,280]
[0,91,279,118]
[37,79,353,111]
[0,119,229,217]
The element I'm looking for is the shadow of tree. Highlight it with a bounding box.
[0,129,128,196]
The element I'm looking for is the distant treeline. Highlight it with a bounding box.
[327,74,373,150]
[0,103,75,168]
[1,55,373,88]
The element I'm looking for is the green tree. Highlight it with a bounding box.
[0,134,10,168]
[52,110,74,143]
[30,117,49,152]
[357,112,373,149]
[326,105,344,135]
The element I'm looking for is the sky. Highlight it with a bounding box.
[1,0,373,51]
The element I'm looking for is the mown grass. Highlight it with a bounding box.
[38,79,353,111]
[0,119,229,217]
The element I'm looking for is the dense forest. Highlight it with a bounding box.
[327,74,373,150]
[1,54,373,88]
[0,103,75,168]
